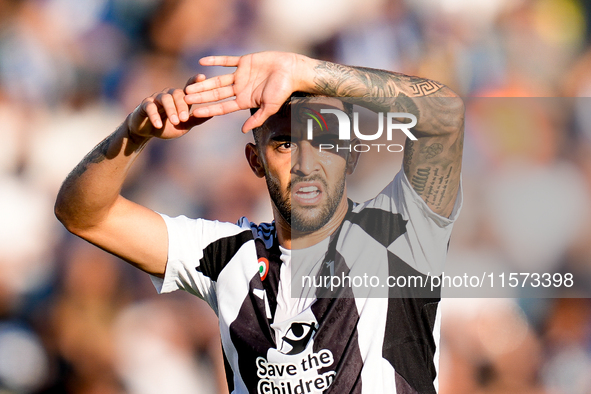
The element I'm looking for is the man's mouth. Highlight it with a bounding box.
[292,182,323,205]
[295,186,320,200]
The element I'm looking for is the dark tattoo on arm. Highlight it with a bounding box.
[436,167,454,208]
[422,166,453,209]
[420,143,443,159]
[403,140,415,170]
[411,167,431,195]
[313,62,396,98]
[67,132,116,181]
[312,61,446,121]
[316,63,443,97]
[394,93,421,121]
[405,130,463,215]
[410,80,444,96]
[411,165,454,210]
[312,59,462,215]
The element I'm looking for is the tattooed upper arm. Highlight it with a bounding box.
[402,94,464,218]
[403,128,464,218]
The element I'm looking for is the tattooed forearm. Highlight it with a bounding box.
[313,62,395,98]
[312,61,452,126]
[311,57,463,214]
[313,62,445,98]
[313,62,359,97]
[55,123,152,231]
[409,79,444,96]
[392,93,421,121]
[67,132,117,181]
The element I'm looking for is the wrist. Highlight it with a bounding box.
[124,115,152,148]
[294,55,320,94]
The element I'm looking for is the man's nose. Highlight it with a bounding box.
[292,140,319,176]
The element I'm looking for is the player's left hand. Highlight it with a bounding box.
[184,52,311,133]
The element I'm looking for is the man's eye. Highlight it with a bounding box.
[278,142,294,151]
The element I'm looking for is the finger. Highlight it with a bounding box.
[184,73,207,88]
[199,55,240,67]
[192,100,242,117]
[242,104,281,133]
[170,89,190,122]
[182,115,212,129]
[185,86,235,105]
[156,92,180,125]
[185,74,234,94]
[142,100,163,129]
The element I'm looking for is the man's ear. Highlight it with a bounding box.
[245,143,266,178]
[346,138,361,175]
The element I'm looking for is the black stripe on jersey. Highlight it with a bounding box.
[197,230,253,281]
[349,205,440,392]
[349,207,408,247]
[312,249,363,394]
[384,252,440,394]
[311,296,363,394]
[254,236,282,322]
[229,273,277,391]
[395,370,421,394]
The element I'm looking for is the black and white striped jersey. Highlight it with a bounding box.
[151,169,462,394]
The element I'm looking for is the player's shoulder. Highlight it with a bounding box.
[236,217,276,249]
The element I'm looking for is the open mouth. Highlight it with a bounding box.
[292,182,323,205]
[295,186,320,200]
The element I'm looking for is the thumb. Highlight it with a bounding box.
[184,115,212,129]
[242,105,281,133]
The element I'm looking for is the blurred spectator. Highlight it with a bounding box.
[439,298,548,394]
[0,0,591,392]
[113,297,226,394]
[50,240,127,393]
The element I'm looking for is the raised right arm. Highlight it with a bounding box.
[55,82,210,277]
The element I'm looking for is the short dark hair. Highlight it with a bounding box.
[250,92,353,146]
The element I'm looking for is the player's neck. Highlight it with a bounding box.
[275,196,349,250]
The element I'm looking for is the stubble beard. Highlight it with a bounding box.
[266,172,346,233]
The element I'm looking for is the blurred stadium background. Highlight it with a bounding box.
[1,0,591,392]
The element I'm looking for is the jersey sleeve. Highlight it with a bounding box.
[370,168,462,275]
[149,214,254,312]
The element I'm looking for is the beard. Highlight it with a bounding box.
[266,171,346,233]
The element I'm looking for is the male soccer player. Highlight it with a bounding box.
[55,51,464,393]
